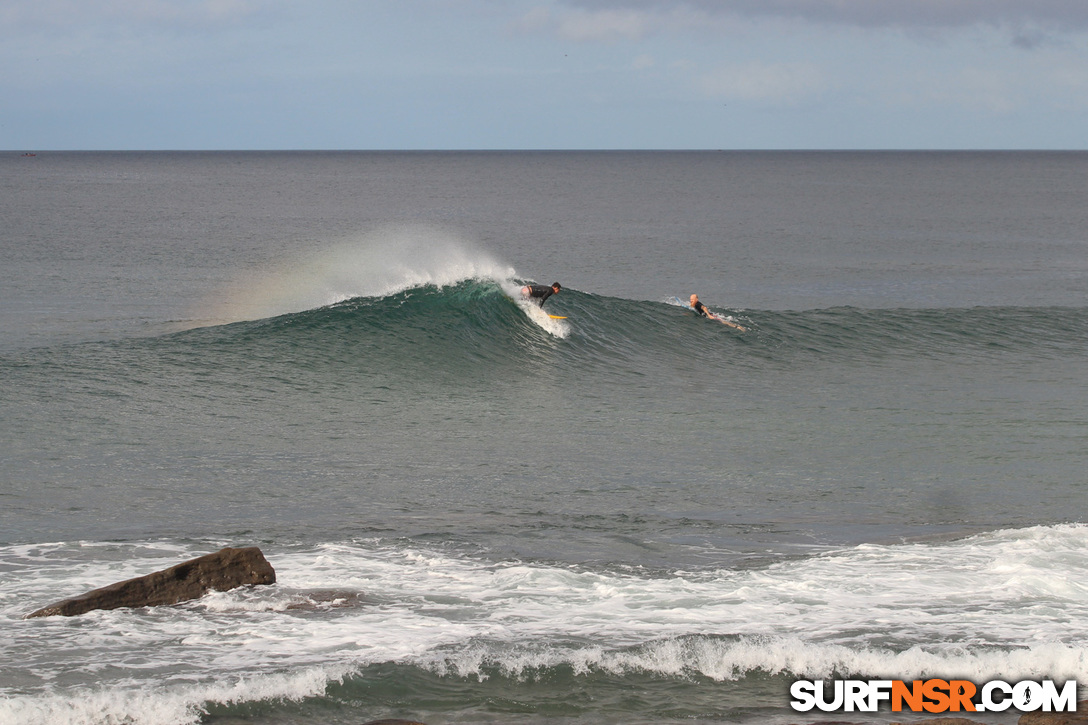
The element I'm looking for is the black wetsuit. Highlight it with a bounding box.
[526,285,555,306]
[692,300,711,318]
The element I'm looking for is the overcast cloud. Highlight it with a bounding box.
[561,0,1088,31]
[2,0,1086,149]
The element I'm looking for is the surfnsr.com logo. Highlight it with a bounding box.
[790,679,1078,714]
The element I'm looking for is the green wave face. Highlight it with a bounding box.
[177,284,1086,377]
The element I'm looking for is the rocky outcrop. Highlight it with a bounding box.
[26,546,275,618]
[892,714,996,718]
[882,700,1088,725]
[1020,701,1088,725]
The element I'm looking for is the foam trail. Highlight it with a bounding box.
[194,224,516,325]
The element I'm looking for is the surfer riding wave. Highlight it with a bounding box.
[690,294,746,331]
[521,282,561,307]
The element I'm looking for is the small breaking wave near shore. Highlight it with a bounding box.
[3,524,1087,725]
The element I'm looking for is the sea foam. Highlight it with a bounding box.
[5,525,1088,724]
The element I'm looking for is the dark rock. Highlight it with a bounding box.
[26,546,275,618]
[1020,700,1088,725]
[360,721,428,725]
[887,714,992,718]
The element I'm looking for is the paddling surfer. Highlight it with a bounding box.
[690,294,746,331]
[521,282,561,307]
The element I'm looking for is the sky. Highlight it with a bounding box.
[2,0,1088,150]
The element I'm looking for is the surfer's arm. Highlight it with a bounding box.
[717,316,746,331]
[698,302,745,330]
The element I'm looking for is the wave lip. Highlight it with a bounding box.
[0,667,339,725]
[419,635,1088,685]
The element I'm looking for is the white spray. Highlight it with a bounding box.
[193,224,518,326]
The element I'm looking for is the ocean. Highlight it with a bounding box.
[1,151,1086,725]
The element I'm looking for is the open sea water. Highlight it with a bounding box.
[1,151,1087,725]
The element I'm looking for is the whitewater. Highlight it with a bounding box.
[5,524,1088,725]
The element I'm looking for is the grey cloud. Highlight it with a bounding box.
[0,0,264,34]
[560,0,1088,32]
